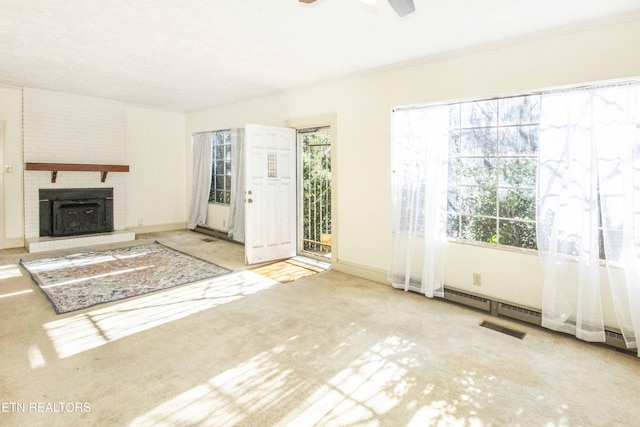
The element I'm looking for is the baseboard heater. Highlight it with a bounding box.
[431,286,628,352]
[194,226,236,243]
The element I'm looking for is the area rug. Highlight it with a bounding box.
[20,241,231,314]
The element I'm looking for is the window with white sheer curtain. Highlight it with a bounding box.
[389,106,450,297]
[538,82,640,353]
[390,81,640,355]
[188,128,245,242]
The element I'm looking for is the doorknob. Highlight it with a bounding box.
[247,198,253,204]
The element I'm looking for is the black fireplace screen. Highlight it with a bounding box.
[39,188,114,237]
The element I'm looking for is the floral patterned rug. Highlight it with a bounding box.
[20,241,232,314]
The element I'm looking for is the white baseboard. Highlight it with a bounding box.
[129,222,187,234]
[25,230,136,253]
[333,259,388,284]
[3,237,25,249]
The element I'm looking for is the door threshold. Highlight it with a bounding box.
[297,253,331,267]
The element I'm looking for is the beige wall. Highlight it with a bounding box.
[0,85,24,248]
[125,105,187,232]
[185,19,640,327]
[205,204,230,232]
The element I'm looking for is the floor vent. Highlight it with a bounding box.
[480,320,526,340]
[201,238,217,242]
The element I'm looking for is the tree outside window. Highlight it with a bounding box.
[447,95,540,250]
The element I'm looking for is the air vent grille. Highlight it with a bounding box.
[443,288,491,312]
[497,302,542,326]
[604,329,628,350]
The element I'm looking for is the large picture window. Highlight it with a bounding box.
[393,89,629,254]
[209,130,232,204]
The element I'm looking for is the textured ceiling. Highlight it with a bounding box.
[1,0,640,112]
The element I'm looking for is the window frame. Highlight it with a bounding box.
[446,94,541,251]
[209,130,232,205]
[394,79,640,258]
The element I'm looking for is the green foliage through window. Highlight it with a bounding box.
[209,130,231,204]
[447,95,540,250]
[301,130,331,254]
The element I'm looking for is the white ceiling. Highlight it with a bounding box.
[2,0,640,112]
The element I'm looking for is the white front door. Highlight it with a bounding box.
[244,124,297,264]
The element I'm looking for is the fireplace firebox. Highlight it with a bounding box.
[39,188,114,237]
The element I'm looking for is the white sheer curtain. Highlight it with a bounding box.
[596,83,640,353]
[389,106,450,298]
[187,132,212,230]
[537,89,604,342]
[537,82,640,352]
[228,128,245,243]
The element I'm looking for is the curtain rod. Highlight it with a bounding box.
[192,129,229,136]
[192,126,244,136]
[392,76,640,113]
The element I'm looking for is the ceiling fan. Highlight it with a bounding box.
[299,0,416,17]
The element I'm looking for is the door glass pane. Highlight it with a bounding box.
[300,127,332,257]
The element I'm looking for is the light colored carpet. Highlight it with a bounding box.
[1,230,639,426]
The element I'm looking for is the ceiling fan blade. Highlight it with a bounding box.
[387,0,415,16]
[299,0,318,3]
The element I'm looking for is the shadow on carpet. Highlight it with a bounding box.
[20,241,231,314]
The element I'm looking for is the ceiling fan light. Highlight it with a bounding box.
[360,0,377,12]
[387,0,415,17]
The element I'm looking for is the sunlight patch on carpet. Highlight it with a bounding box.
[279,336,417,425]
[0,289,33,299]
[250,256,329,284]
[43,270,278,358]
[130,346,295,426]
[0,264,22,280]
[131,335,417,426]
[28,345,46,369]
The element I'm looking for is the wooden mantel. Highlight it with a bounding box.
[25,162,130,183]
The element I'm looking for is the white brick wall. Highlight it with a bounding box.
[23,88,127,238]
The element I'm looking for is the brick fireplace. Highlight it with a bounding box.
[23,88,134,252]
